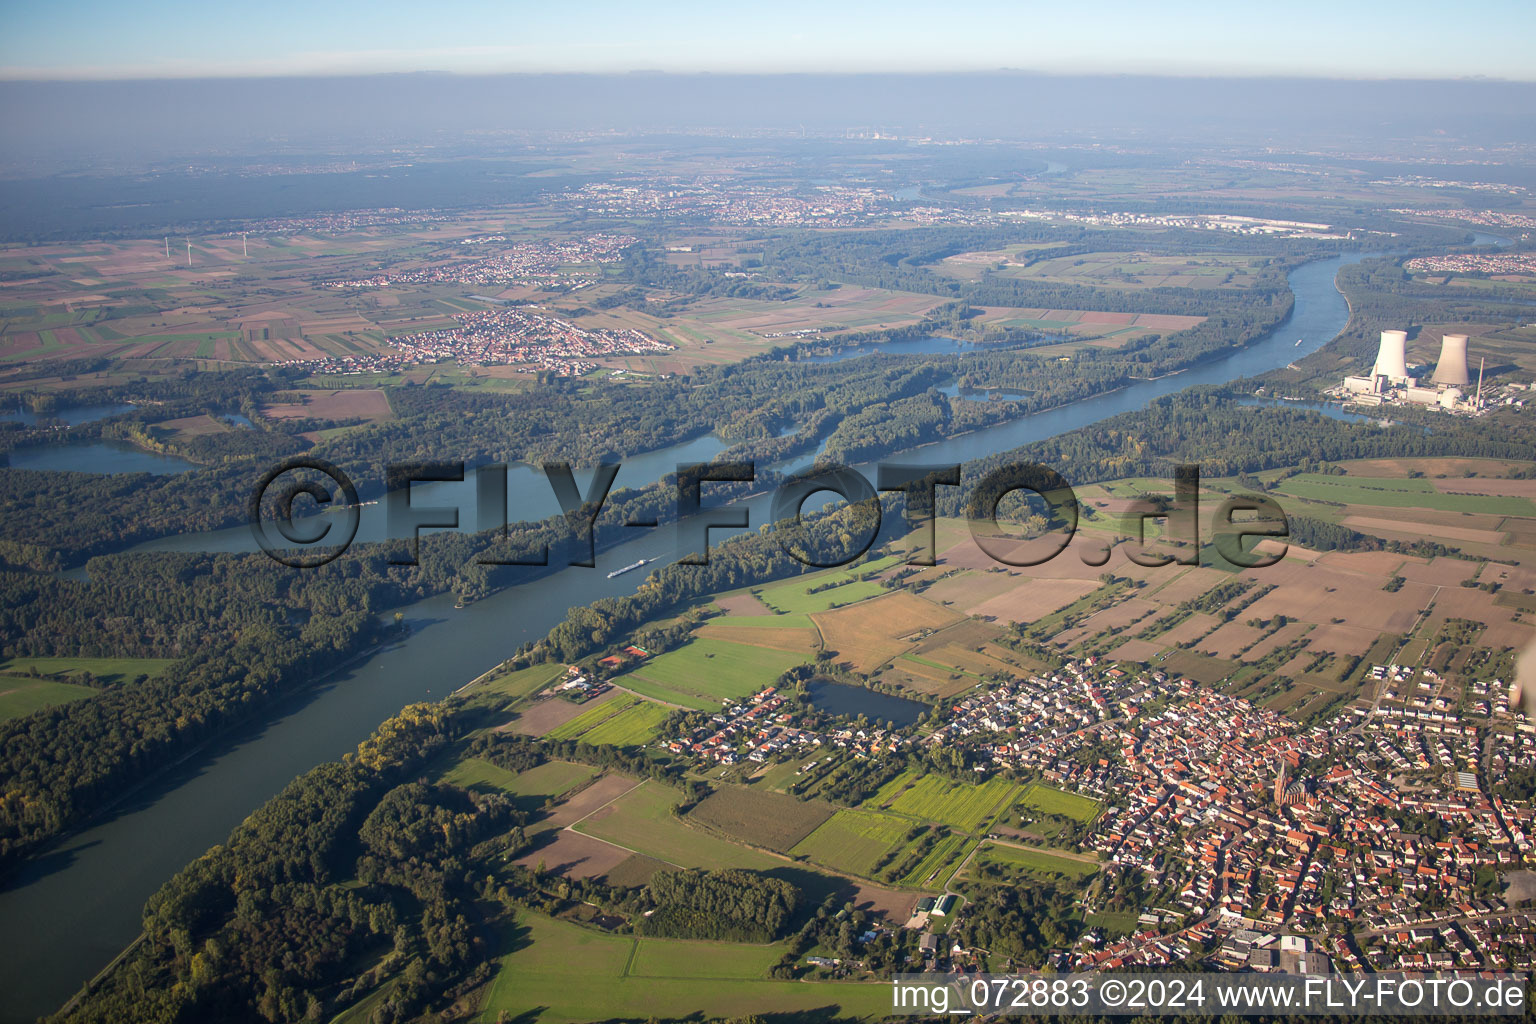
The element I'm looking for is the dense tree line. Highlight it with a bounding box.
[0,614,381,873]
[637,868,799,943]
[1286,514,1467,559]
[62,704,478,1024]
[0,545,446,658]
[952,881,1080,967]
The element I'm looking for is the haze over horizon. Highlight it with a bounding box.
[3,70,1533,179]
[3,0,1534,82]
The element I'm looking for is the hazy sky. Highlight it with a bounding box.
[2,0,1533,80]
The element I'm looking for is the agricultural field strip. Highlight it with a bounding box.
[570,780,786,872]
[972,840,1101,881]
[685,786,835,851]
[481,912,894,1022]
[1275,474,1536,516]
[1016,782,1103,823]
[564,776,649,831]
[896,831,974,888]
[624,637,811,703]
[789,776,1021,880]
[0,678,101,721]
[578,701,671,746]
[880,773,1024,833]
[545,693,643,740]
[899,653,984,678]
[788,807,914,876]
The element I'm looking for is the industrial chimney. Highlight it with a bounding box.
[1432,334,1470,386]
[1374,330,1409,381]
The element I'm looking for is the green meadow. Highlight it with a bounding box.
[622,638,808,708]
[480,912,890,1022]
[1274,474,1536,516]
[1017,783,1103,823]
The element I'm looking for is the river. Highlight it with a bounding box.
[0,249,1383,1021]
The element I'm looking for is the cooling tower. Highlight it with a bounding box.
[1374,330,1409,381]
[1432,334,1470,386]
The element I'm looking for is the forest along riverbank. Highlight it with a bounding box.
[0,250,1380,1023]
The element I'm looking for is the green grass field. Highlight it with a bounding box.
[623,638,809,707]
[707,612,815,629]
[0,656,176,721]
[1085,909,1142,936]
[0,655,175,685]
[789,807,913,876]
[547,694,641,740]
[687,786,834,851]
[577,701,671,746]
[894,832,973,888]
[0,677,98,720]
[1274,474,1536,516]
[975,843,1100,882]
[938,248,1262,292]
[438,757,524,794]
[501,760,599,797]
[626,935,783,979]
[1017,783,1103,823]
[619,676,719,711]
[871,768,922,805]
[574,782,783,871]
[440,758,599,806]
[479,912,890,1023]
[756,576,889,615]
[477,663,564,701]
[329,979,396,1024]
[885,775,1022,833]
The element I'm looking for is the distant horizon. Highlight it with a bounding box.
[3,0,1534,83]
[4,72,1534,174]
[0,68,1531,85]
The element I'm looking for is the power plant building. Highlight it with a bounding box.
[1343,373,1388,395]
[1432,334,1470,386]
[1333,326,1491,415]
[1373,329,1410,381]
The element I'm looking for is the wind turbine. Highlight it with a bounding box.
[242,232,248,258]
[186,240,192,267]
